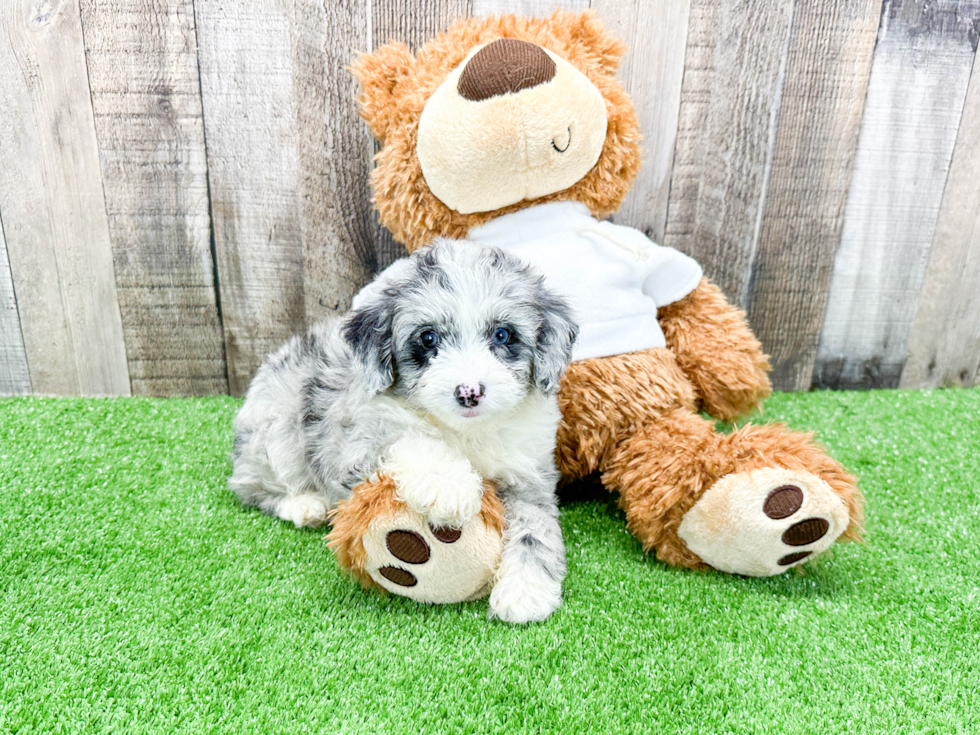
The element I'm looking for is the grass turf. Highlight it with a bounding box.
[1,389,978,734]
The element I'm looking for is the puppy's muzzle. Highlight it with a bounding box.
[454,382,486,408]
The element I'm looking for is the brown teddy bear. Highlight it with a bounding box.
[328,10,863,606]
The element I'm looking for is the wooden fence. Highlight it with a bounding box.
[1,0,979,397]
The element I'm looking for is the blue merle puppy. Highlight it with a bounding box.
[229,239,577,623]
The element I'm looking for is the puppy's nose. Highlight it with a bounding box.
[458,38,556,101]
[454,382,486,408]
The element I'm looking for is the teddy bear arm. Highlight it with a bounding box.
[657,278,772,422]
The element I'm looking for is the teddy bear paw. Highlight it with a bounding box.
[360,504,503,604]
[677,468,850,576]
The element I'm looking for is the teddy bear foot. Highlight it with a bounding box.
[328,475,505,604]
[676,468,850,577]
[363,507,503,603]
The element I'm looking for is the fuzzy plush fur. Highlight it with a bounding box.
[336,9,863,584]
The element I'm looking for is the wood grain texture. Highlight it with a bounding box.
[901,47,980,389]
[291,0,378,322]
[194,0,304,395]
[594,0,691,245]
[79,0,227,397]
[662,0,794,307]
[373,0,472,47]
[471,0,589,17]
[746,0,882,391]
[0,211,31,395]
[0,0,130,395]
[815,0,980,390]
[369,0,472,269]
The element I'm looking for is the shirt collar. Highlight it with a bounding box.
[468,201,593,247]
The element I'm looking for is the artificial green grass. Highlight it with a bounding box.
[1,389,978,734]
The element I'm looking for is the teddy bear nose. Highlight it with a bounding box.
[458,38,556,101]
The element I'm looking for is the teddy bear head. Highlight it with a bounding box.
[353,10,642,252]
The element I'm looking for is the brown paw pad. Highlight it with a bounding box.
[429,524,462,544]
[777,551,812,566]
[378,566,418,587]
[781,518,830,546]
[386,530,430,564]
[763,485,804,519]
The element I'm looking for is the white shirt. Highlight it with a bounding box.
[468,202,702,362]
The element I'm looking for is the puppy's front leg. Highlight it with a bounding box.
[382,434,484,529]
[489,487,566,624]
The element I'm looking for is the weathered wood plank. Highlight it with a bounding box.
[471,0,589,17]
[815,0,980,390]
[901,47,980,389]
[0,210,31,395]
[0,0,130,395]
[78,0,227,397]
[370,0,473,269]
[194,0,305,395]
[662,0,795,307]
[594,0,691,245]
[291,0,378,322]
[746,0,882,391]
[373,0,473,49]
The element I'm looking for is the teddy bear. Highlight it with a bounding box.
[327,10,863,610]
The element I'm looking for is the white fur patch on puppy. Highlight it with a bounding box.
[275,494,331,529]
[383,434,485,529]
[489,559,562,624]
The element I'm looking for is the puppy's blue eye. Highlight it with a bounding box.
[491,327,511,346]
[419,330,439,350]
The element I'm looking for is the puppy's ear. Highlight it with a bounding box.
[532,285,578,395]
[343,290,396,394]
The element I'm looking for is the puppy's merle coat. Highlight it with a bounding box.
[230,239,577,623]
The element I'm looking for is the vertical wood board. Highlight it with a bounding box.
[746,0,882,391]
[0,211,31,395]
[815,0,980,390]
[0,0,130,395]
[195,0,305,395]
[662,0,795,308]
[901,47,980,389]
[79,0,227,396]
[291,0,376,323]
[594,0,691,246]
[370,0,474,269]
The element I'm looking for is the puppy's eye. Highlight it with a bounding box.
[419,330,440,350]
[491,327,512,346]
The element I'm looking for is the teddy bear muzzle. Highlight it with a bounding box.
[416,39,608,215]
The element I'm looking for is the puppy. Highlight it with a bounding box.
[229,239,578,622]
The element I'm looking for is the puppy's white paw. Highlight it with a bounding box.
[276,494,330,528]
[384,436,484,528]
[489,565,562,624]
[397,470,484,529]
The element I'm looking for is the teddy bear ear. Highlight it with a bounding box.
[560,9,627,77]
[350,42,415,143]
